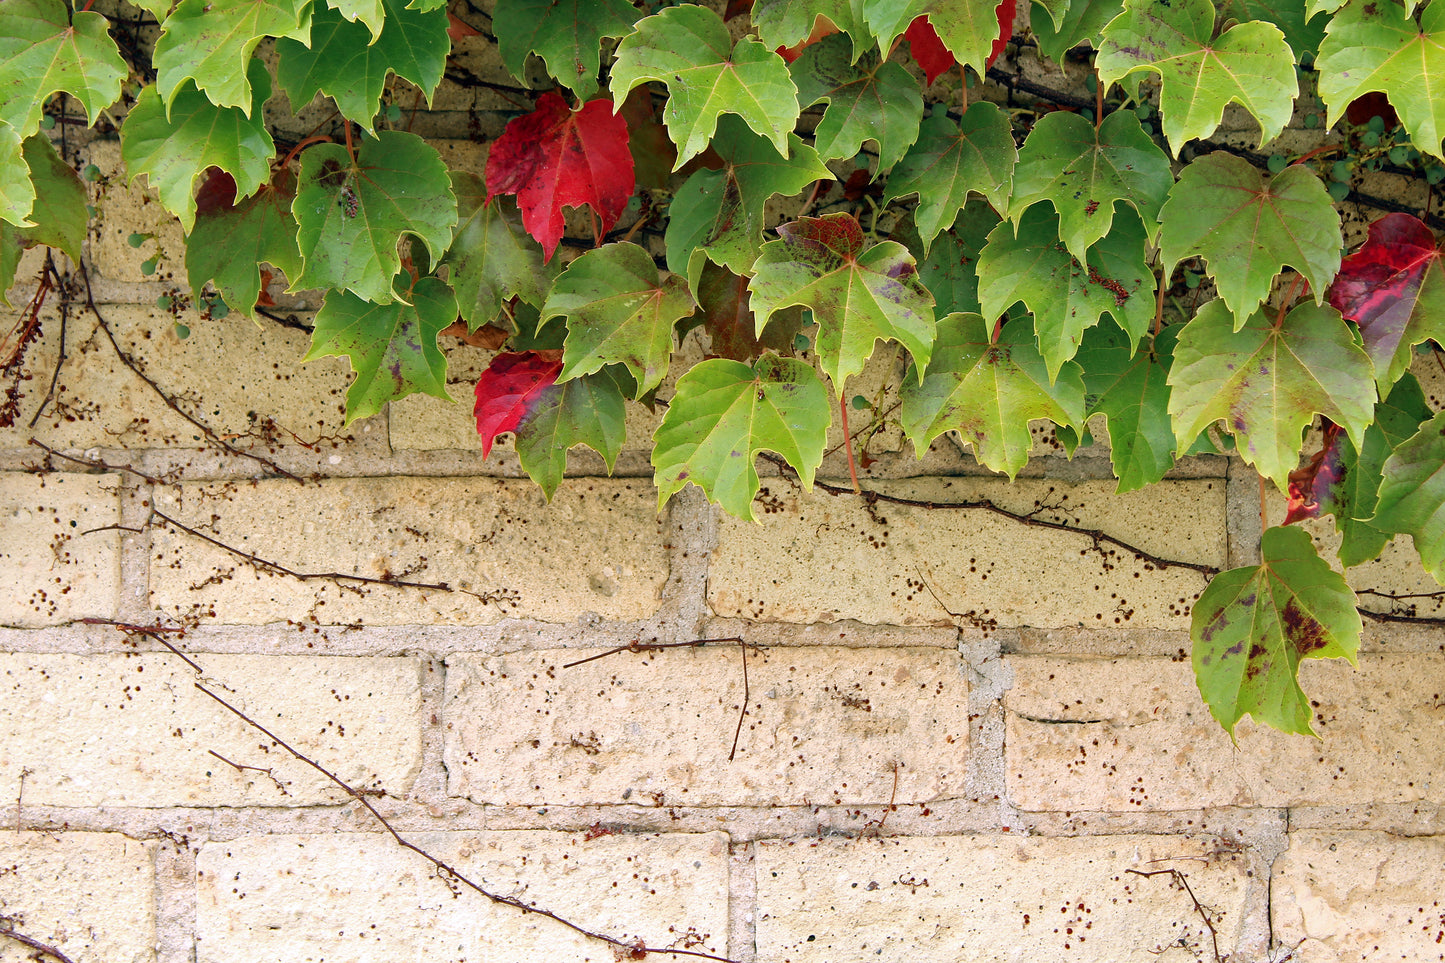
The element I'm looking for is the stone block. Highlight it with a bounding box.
[0,832,157,963]
[1006,655,1445,811]
[1272,831,1445,962]
[195,831,730,962]
[755,834,1259,962]
[0,473,119,626]
[709,477,1225,629]
[148,477,668,625]
[444,646,968,807]
[0,653,422,807]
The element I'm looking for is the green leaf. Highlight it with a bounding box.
[1033,0,1123,61]
[754,0,871,60]
[16,134,85,263]
[863,0,1008,76]
[303,274,457,424]
[977,204,1154,378]
[1076,320,1179,492]
[1328,373,1434,568]
[1168,300,1376,490]
[1192,524,1362,737]
[790,34,923,173]
[1372,408,1445,583]
[120,62,275,232]
[154,0,313,113]
[652,354,830,521]
[493,0,637,100]
[750,213,936,393]
[544,242,696,398]
[883,102,1015,252]
[1217,0,1328,61]
[276,0,449,131]
[442,172,558,331]
[1159,152,1341,327]
[664,116,832,280]
[185,171,304,322]
[900,312,1086,477]
[292,130,456,304]
[1096,0,1297,152]
[913,200,1000,316]
[611,4,800,168]
[0,0,127,136]
[1009,110,1172,262]
[514,367,629,500]
[0,124,34,229]
[326,0,386,42]
[1316,0,1445,161]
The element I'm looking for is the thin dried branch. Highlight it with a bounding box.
[28,437,170,485]
[0,921,79,963]
[1125,867,1222,963]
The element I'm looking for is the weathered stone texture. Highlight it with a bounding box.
[0,832,158,963]
[1273,832,1445,962]
[148,477,668,625]
[755,834,1260,962]
[195,831,730,962]
[1006,656,1445,811]
[0,473,119,626]
[709,477,1225,629]
[444,646,968,807]
[0,653,422,807]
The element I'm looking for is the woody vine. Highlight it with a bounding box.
[2,0,1445,737]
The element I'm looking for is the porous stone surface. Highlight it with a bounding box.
[1272,831,1445,962]
[708,477,1226,629]
[754,834,1261,962]
[194,831,730,962]
[0,473,119,626]
[1005,656,1445,811]
[444,646,969,807]
[0,653,422,807]
[0,832,158,963]
[148,477,669,625]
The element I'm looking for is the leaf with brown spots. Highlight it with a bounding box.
[1192,524,1361,737]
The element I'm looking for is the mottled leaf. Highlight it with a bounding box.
[1096,0,1297,152]
[1192,524,1362,737]
[185,169,303,321]
[900,312,1086,477]
[1168,299,1375,490]
[0,133,86,301]
[514,366,629,499]
[304,275,458,424]
[652,354,830,520]
[1159,152,1340,328]
[750,213,936,392]
[863,0,1014,76]
[484,92,634,262]
[443,172,558,331]
[754,0,871,62]
[0,125,31,229]
[791,33,923,172]
[154,0,312,112]
[0,0,126,137]
[493,0,638,100]
[1373,409,1445,583]
[1076,320,1180,492]
[694,260,803,362]
[913,200,1000,316]
[474,350,564,457]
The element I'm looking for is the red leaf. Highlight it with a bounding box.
[990,0,1016,67]
[196,167,237,215]
[484,92,635,262]
[1327,213,1443,353]
[447,12,482,41]
[474,351,563,457]
[904,17,956,85]
[1284,421,1345,524]
[1345,92,1397,129]
[776,18,840,63]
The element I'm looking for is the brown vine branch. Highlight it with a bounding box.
[193,681,735,962]
[0,922,79,963]
[76,260,305,483]
[27,252,68,428]
[27,437,170,485]
[1124,868,1222,963]
[79,616,204,672]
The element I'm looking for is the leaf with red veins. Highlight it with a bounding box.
[1327,212,1445,392]
[473,351,563,457]
[484,92,635,262]
[904,16,956,84]
[1283,420,1344,525]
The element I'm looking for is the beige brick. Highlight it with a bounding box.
[1273,831,1445,962]
[149,477,668,625]
[0,305,357,452]
[0,473,119,626]
[196,831,730,962]
[755,834,1259,962]
[709,477,1225,629]
[1006,656,1445,811]
[0,832,157,963]
[444,646,967,807]
[0,654,422,807]
[87,141,189,285]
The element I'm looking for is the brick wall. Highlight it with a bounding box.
[3,26,1445,963]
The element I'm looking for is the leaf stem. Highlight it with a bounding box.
[278,135,332,170]
[1095,76,1103,131]
[342,122,357,166]
[1275,273,1305,329]
[960,64,968,114]
[1153,264,1166,336]
[838,394,862,493]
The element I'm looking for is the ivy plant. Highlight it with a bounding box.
[2,0,1444,738]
